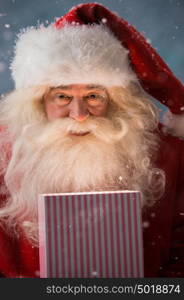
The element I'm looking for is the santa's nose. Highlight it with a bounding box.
[69,98,89,122]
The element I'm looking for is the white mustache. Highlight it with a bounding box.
[21,115,128,145]
[64,117,98,134]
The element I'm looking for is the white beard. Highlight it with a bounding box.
[32,134,124,193]
[16,123,126,195]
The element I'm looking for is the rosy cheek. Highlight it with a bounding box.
[89,104,108,116]
[45,103,69,121]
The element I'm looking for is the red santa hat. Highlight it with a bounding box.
[11,3,184,135]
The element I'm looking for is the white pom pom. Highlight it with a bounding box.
[163,110,184,139]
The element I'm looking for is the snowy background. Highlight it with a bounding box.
[0,0,184,115]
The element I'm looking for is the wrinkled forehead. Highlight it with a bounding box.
[50,84,107,92]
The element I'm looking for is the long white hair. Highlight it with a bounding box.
[0,84,165,244]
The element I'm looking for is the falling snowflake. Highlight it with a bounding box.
[101,18,107,24]
[35,270,40,276]
[142,221,150,228]
[146,38,151,44]
[4,24,10,28]
[91,271,98,276]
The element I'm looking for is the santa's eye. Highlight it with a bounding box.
[85,93,105,106]
[58,94,66,98]
[57,94,71,99]
[87,94,98,99]
[85,94,100,101]
[54,94,72,105]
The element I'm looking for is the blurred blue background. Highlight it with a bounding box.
[0,0,184,115]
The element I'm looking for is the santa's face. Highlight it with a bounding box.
[1,84,165,242]
[43,84,109,134]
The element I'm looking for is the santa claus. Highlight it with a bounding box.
[0,3,184,278]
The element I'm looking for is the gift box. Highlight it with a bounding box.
[38,191,144,278]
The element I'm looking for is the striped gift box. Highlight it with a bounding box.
[38,191,144,278]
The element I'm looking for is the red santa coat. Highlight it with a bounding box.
[0,125,184,278]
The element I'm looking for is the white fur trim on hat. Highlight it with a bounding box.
[11,24,138,89]
[163,109,184,139]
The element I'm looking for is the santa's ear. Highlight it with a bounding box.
[163,110,184,139]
